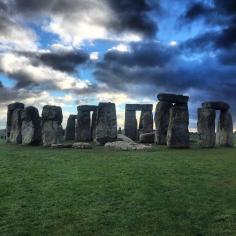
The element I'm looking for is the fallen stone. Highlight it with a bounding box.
[216,110,233,146]
[139,132,155,143]
[197,108,216,148]
[167,105,189,148]
[202,101,229,111]
[51,144,73,148]
[154,101,172,145]
[157,93,189,104]
[72,142,92,149]
[105,141,152,151]
[95,102,117,145]
[117,133,136,143]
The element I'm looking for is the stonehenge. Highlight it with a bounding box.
[41,105,64,146]
[4,94,234,149]
[198,101,233,147]
[155,93,190,148]
[124,104,153,142]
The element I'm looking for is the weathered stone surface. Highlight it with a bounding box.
[42,105,63,123]
[197,108,216,148]
[95,102,117,145]
[216,111,233,146]
[77,105,97,112]
[72,142,92,149]
[167,105,189,148]
[126,104,153,111]
[7,102,24,143]
[9,108,23,144]
[105,141,152,151]
[91,111,97,141]
[202,101,229,111]
[154,101,172,145]
[157,93,189,104]
[42,105,63,146]
[139,110,153,134]
[124,110,137,140]
[76,110,91,141]
[117,133,135,143]
[51,143,73,148]
[65,115,76,141]
[21,106,41,145]
[139,132,155,143]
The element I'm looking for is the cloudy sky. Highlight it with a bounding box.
[0,0,235,129]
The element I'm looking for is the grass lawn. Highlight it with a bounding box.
[0,139,236,236]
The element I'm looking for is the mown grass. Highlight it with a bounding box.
[0,139,236,236]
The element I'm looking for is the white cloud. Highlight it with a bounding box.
[109,43,130,52]
[90,51,99,60]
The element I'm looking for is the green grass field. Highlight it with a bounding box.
[0,139,236,236]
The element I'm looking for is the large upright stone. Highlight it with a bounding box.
[124,110,137,140]
[154,101,172,145]
[42,105,63,146]
[21,106,41,145]
[91,111,97,141]
[65,115,76,141]
[167,105,189,148]
[216,111,233,146]
[77,106,91,142]
[95,102,117,145]
[7,102,24,143]
[139,110,153,134]
[197,108,216,148]
[157,93,189,104]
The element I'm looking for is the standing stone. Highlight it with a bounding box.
[42,105,63,146]
[167,105,189,148]
[197,108,216,148]
[6,102,24,143]
[139,110,153,134]
[124,110,137,140]
[91,110,97,141]
[216,111,233,147]
[21,106,41,145]
[65,115,76,141]
[76,107,91,142]
[95,102,117,145]
[154,101,172,145]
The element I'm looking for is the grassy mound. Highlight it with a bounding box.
[0,140,236,235]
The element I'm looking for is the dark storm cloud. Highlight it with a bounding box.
[11,0,158,38]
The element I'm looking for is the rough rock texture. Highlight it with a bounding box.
[154,101,172,145]
[126,104,153,111]
[105,141,152,151]
[72,142,92,149]
[167,105,189,148]
[197,108,216,148]
[202,101,229,111]
[65,115,76,141]
[95,102,117,145]
[76,110,91,141]
[7,102,24,143]
[216,111,233,146]
[139,132,155,143]
[124,110,137,140]
[139,110,153,134]
[117,133,135,143]
[42,105,63,146]
[91,111,97,141]
[157,93,189,104]
[9,108,23,144]
[21,106,41,145]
